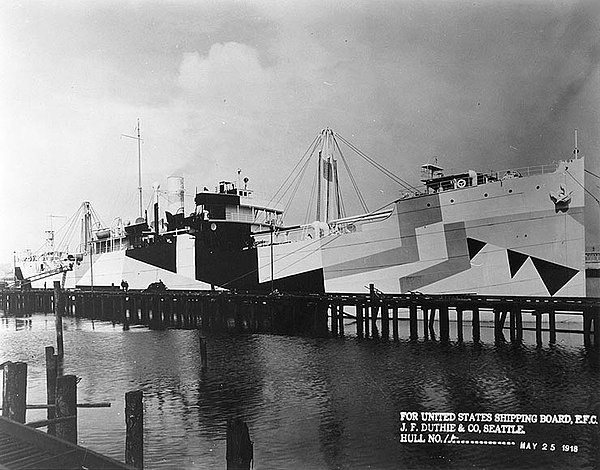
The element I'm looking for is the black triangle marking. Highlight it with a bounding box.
[507,249,529,278]
[531,257,579,296]
[467,238,486,260]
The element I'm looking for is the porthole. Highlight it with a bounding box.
[426,203,431,207]
[508,189,513,194]
[536,185,540,190]
[484,193,488,197]
[450,199,455,204]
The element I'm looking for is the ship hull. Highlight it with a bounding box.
[258,157,585,296]
[16,158,588,297]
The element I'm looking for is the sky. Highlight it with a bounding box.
[0,0,599,265]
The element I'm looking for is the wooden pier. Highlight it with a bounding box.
[0,415,135,470]
[1,286,599,347]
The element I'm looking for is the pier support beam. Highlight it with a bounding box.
[356,304,364,338]
[456,308,463,343]
[535,311,543,347]
[331,304,338,337]
[428,308,436,340]
[392,306,399,341]
[549,310,556,345]
[381,304,389,339]
[439,305,449,343]
[338,304,345,337]
[408,304,418,340]
[472,308,480,344]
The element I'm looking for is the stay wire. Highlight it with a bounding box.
[275,136,322,208]
[566,170,600,206]
[268,134,320,207]
[333,136,369,213]
[335,133,418,192]
[283,147,318,215]
[304,162,319,225]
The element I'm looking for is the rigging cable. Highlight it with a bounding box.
[333,136,369,213]
[268,134,320,208]
[335,133,418,192]
[566,170,600,206]
[282,146,318,215]
[275,136,322,208]
[304,159,320,225]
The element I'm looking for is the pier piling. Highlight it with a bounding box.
[125,390,144,469]
[549,310,557,345]
[535,311,543,347]
[409,304,421,339]
[45,346,58,435]
[472,308,481,343]
[356,304,364,338]
[226,418,253,470]
[2,362,27,423]
[392,306,399,341]
[199,336,208,371]
[53,281,64,359]
[55,374,77,444]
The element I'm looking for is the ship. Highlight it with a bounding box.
[13,127,594,297]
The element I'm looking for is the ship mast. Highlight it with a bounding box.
[122,119,144,219]
[317,128,342,223]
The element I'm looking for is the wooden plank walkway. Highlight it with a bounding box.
[0,416,134,470]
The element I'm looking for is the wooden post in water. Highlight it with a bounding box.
[472,308,480,344]
[456,308,463,343]
[364,300,370,338]
[226,418,253,470]
[422,307,429,340]
[338,304,344,337]
[2,362,27,423]
[584,308,593,348]
[199,336,208,371]
[356,304,364,338]
[331,303,338,336]
[535,311,543,347]
[495,310,507,343]
[45,346,58,435]
[53,281,64,359]
[392,306,399,341]
[493,308,501,342]
[123,295,130,331]
[515,308,523,342]
[55,374,77,443]
[549,310,556,345]
[381,303,389,339]
[409,304,418,340]
[594,307,600,350]
[370,284,379,337]
[428,307,436,339]
[509,309,516,342]
[439,305,449,342]
[125,390,144,469]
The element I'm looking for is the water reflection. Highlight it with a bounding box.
[0,313,598,469]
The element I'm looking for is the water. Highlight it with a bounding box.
[1,312,599,469]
